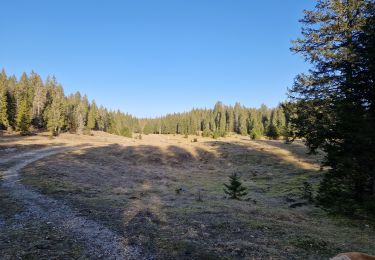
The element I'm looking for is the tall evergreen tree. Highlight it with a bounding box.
[44,78,65,136]
[0,70,9,129]
[249,110,263,140]
[213,101,226,134]
[30,71,46,128]
[87,100,98,130]
[5,76,17,128]
[76,95,89,134]
[16,99,31,134]
[15,73,32,133]
[233,102,241,133]
[238,110,248,135]
[289,0,375,213]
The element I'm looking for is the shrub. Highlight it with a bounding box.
[212,131,220,139]
[119,127,132,138]
[202,129,211,137]
[83,127,92,135]
[250,129,262,140]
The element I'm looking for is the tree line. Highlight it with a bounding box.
[140,101,287,139]
[0,70,139,137]
[0,70,289,139]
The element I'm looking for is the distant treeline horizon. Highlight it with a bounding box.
[0,69,287,139]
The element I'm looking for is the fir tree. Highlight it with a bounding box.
[224,173,248,200]
[289,0,375,213]
[266,124,280,140]
[87,100,98,130]
[16,99,31,134]
[238,110,248,135]
[248,110,264,140]
[44,80,65,136]
[0,70,9,129]
[30,71,46,128]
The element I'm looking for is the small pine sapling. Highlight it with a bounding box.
[224,173,248,200]
[300,181,314,203]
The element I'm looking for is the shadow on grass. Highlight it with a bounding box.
[17,138,375,259]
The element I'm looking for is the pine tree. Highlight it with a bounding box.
[224,173,248,200]
[30,71,46,128]
[14,73,32,134]
[249,111,263,140]
[44,79,65,136]
[87,100,98,130]
[266,124,279,140]
[0,70,9,129]
[5,76,17,129]
[76,95,89,134]
[16,98,31,134]
[238,110,248,135]
[289,0,375,213]
[233,102,241,133]
[213,101,226,135]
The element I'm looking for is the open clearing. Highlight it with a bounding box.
[1,132,374,259]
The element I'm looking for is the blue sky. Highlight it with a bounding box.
[1,0,314,117]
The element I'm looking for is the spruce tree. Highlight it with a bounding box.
[249,112,263,140]
[0,70,9,129]
[238,110,248,135]
[266,124,280,140]
[30,71,46,128]
[233,102,241,133]
[16,99,31,134]
[224,173,248,200]
[44,80,65,136]
[289,0,375,213]
[5,76,17,129]
[87,100,98,130]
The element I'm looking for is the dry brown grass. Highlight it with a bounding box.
[1,132,374,259]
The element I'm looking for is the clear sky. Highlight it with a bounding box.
[1,0,314,118]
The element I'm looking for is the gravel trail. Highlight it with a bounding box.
[1,146,148,260]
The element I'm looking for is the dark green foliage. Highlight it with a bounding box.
[0,70,9,129]
[266,124,280,140]
[141,102,287,139]
[16,99,31,135]
[300,181,314,203]
[44,79,65,136]
[289,0,375,214]
[223,173,248,200]
[1,70,140,137]
[87,100,98,130]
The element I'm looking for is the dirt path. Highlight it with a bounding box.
[1,146,148,260]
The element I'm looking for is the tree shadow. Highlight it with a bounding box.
[17,137,337,259]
